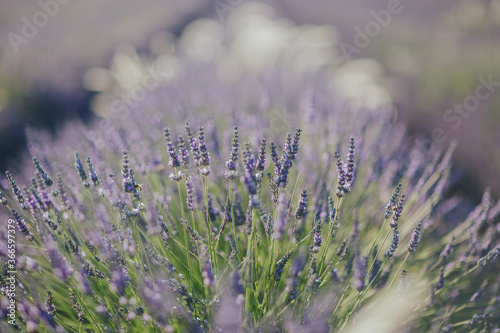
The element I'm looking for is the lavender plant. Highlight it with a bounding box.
[0,65,499,333]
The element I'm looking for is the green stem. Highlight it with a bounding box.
[385,251,410,295]
[228,179,242,262]
[318,197,344,275]
[362,219,389,285]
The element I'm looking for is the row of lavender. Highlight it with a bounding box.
[1,67,499,332]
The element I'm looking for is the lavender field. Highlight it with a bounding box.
[1,2,499,332]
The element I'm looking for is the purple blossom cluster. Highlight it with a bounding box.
[0,61,499,332]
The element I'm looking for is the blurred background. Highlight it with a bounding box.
[0,0,499,200]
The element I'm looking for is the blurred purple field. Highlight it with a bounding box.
[1,0,499,199]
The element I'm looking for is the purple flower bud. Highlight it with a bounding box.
[45,290,56,316]
[440,237,455,260]
[385,225,399,258]
[29,182,43,212]
[276,147,292,188]
[309,212,322,255]
[353,255,368,292]
[217,198,231,240]
[331,267,341,283]
[69,289,86,323]
[164,128,181,168]
[74,151,89,188]
[6,171,27,209]
[0,191,7,205]
[465,313,487,330]
[256,138,267,172]
[408,221,422,253]
[435,266,445,291]
[185,174,195,211]
[344,137,355,192]
[478,244,500,266]
[274,250,293,281]
[86,157,99,186]
[56,173,71,212]
[270,141,279,165]
[122,151,135,193]
[336,238,348,257]
[12,209,33,240]
[185,122,200,167]
[328,196,337,229]
[392,194,405,224]
[295,190,308,220]
[177,135,190,169]
[385,183,402,219]
[169,170,183,182]
[335,152,346,198]
[35,175,52,210]
[33,157,53,187]
[243,142,258,197]
[290,128,302,160]
[198,126,211,169]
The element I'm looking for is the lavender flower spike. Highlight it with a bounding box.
[243,142,258,204]
[87,157,99,186]
[408,221,422,253]
[390,194,405,228]
[294,189,308,220]
[274,250,294,281]
[33,157,53,187]
[45,290,56,316]
[185,173,195,211]
[177,135,190,169]
[12,209,33,240]
[164,128,181,168]
[385,225,399,258]
[344,137,355,192]
[256,138,267,172]
[6,171,27,209]
[216,198,231,240]
[290,128,302,160]
[74,151,89,188]
[122,151,135,193]
[385,182,402,219]
[335,152,346,198]
[225,126,239,179]
[198,126,211,176]
[185,122,200,167]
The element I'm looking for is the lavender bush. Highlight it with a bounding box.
[1,57,500,333]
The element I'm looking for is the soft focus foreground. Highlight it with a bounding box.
[1,4,500,333]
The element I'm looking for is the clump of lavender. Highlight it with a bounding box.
[0,57,499,333]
